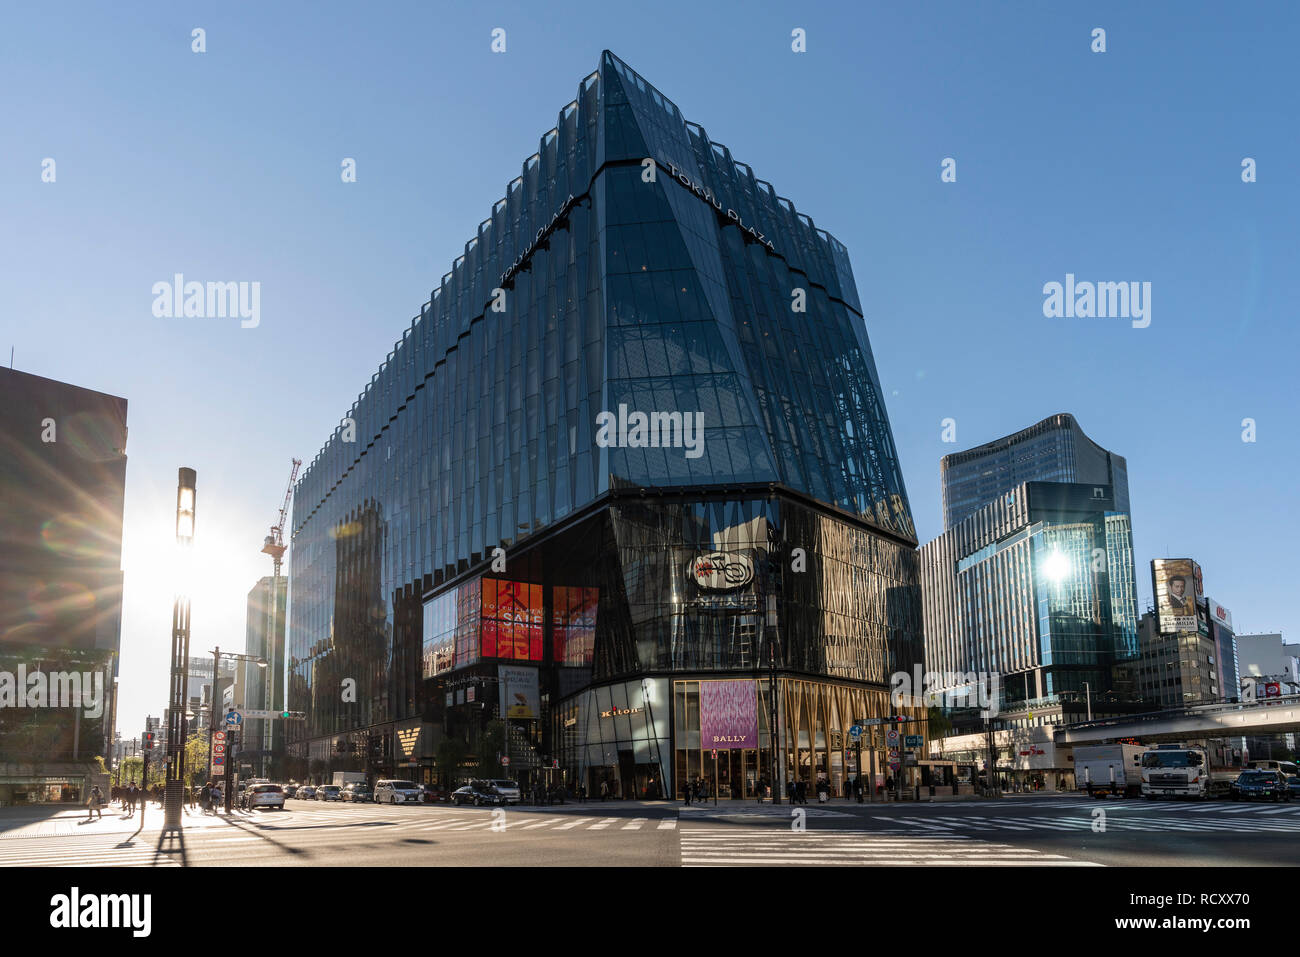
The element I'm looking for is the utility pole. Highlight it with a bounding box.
[765,594,781,804]
[985,715,1001,798]
[207,646,221,782]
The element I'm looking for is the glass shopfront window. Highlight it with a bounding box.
[672,677,911,801]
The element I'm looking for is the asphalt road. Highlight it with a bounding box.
[3,793,1298,866]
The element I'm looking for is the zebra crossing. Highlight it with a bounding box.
[192,806,680,836]
[678,827,1099,866]
[0,834,184,867]
[876,804,1300,835]
[679,803,852,818]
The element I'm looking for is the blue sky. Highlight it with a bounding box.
[3,1,1296,737]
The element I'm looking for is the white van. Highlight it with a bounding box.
[374,779,423,804]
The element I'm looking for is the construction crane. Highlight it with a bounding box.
[261,458,302,574]
[256,457,301,776]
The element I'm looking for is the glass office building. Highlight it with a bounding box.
[919,482,1141,727]
[940,413,1130,531]
[287,51,922,800]
[0,368,127,804]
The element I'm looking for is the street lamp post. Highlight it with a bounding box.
[164,468,196,829]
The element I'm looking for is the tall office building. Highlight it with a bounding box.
[0,368,127,804]
[940,413,1130,531]
[287,51,922,801]
[1204,597,1239,702]
[243,576,287,777]
[920,482,1140,727]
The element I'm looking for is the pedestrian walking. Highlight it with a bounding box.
[683,779,692,806]
[854,776,864,803]
[86,785,104,821]
[796,780,807,805]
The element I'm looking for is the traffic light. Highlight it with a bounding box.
[143,732,155,750]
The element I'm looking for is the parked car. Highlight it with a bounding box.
[1231,770,1290,801]
[374,779,423,805]
[341,783,372,803]
[315,784,343,801]
[420,784,447,804]
[452,780,509,807]
[297,785,317,800]
[242,783,286,810]
[282,784,299,799]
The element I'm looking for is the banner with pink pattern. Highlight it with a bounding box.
[699,680,758,750]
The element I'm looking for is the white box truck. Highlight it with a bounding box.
[1140,744,1236,799]
[1075,743,1145,798]
[332,771,365,788]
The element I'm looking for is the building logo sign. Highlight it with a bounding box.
[396,725,421,758]
[665,162,776,253]
[499,194,579,288]
[688,551,754,591]
[1205,596,1233,632]
[600,706,643,718]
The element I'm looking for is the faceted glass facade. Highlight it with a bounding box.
[287,53,918,793]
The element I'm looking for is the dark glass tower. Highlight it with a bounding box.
[287,52,919,800]
[941,413,1130,531]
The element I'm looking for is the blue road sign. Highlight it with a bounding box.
[225,711,242,725]
[849,725,863,740]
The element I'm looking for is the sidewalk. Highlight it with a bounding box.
[0,804,249,839]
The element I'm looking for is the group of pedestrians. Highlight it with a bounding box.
[681,778,715,805]
[199,781,224,813]
[529,782,567,805]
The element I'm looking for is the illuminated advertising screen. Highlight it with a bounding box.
[482,579,543,661]
[1153,558,1200,634]
[551,585,598,667]
[698,679,758,751]
[499,665,540,719]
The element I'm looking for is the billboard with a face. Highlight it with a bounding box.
[1153,558,1200,634]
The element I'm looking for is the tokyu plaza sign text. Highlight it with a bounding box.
[665,162,776,253]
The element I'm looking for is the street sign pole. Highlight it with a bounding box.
[868,727,878,803]
[855,735,862,801]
